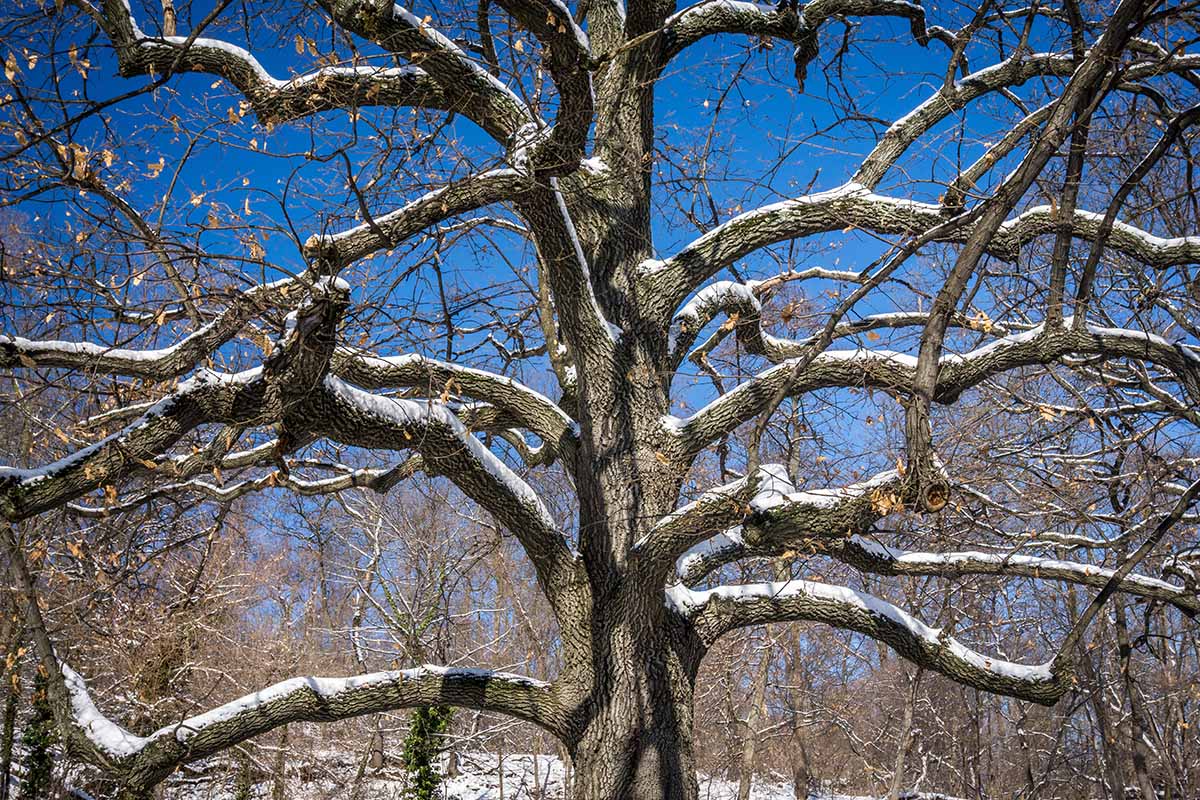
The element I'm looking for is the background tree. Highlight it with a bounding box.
[1,1,1200,799]
[18,666,55,800]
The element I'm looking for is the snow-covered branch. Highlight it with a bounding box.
[59,661,564,791]
[0,268,326,380]
[640,181,1200,314]
[304,168,529,269]
[493,0,592,169]
[66,457,424,518]
[665,320,1200,457]
[518,184,621,366]
[836,536,1200,616]
[79,0,475,131]
[324,1,536,141]
[854,49,1200,189]
[676,578,1068,704]
[667,276,1008,371]
[635,465,905,574]
[659,0,935,91]
[333,349,578,458]
[310,376,579,599]
[0,284,352,520]
[0,367,267,521]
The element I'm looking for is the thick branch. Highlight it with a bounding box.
[641,183,1200,315]
[677,578,1068,705]
[518,183,620,366]
[86,0,458,127]
[669,277,1006,371]
[659,0,933,90]
[854,49,1200,189]
[317,0,536,141]
[636,464,905,574]
[59,661,564,792]
[304,169,529,269]
[835,535,1199,616]
[494,0,593,169]
[666,320,1200,458]
[0,278,289,380]
[310,376,578,597]
[332,349,577,457]
[0,285,351,520]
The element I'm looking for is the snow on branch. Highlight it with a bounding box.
[317,1,540,143]
[0,367,266,521]
[304,169,528,268]
[997,205,1200,270]
[91,0,544,142]
[66,457,424,518]
[84,0,465,130]
[1,288,353,520]
[667,273,1012,372]
[675,578,1067,704]
[492,0,593,168]
[665,319,1200,457]
[515,183,621,369]
[660,0,935,91]
[333,349,578,458]
[837,536,1200,616]
[641,180,1200,313]
[0,271,300,380]
[60,661,562,786]
[314,376,579,595]
[854,48,1200,189]
[635,464,904,572]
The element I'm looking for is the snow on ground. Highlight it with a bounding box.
[127,751,958,800]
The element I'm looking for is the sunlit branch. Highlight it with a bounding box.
[678,578,1068,705]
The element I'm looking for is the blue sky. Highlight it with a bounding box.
[6,0,1195,517]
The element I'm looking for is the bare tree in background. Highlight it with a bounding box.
[2,0,1200,798]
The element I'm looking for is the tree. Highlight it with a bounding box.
[18,666,56,800]
[1,0,1199,799]
[402,704,454,800]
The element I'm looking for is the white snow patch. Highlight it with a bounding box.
[749,467,900,512]
[548,177,622,342]
[62,665,155,758]
[846,536,1189,596]
[323,376,558,530]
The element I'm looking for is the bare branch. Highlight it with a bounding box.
[678,578,1068,704]
[59,661,565,792]
[835,535,1199,616]
[666,321,1200,458]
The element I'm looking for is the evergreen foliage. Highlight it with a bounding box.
[401,705,453,800]
[19,667,55,800]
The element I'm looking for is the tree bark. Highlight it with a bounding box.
[0,612,19,800]
[272,725,288,800]
[568,607,704,800]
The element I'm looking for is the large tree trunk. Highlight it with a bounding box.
[568,593,704,800]
[570,675,699,800]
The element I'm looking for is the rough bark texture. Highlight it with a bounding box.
[2,1,1199,798]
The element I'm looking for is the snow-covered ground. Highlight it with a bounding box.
[100,751,954,800]
[438,752,802,800]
